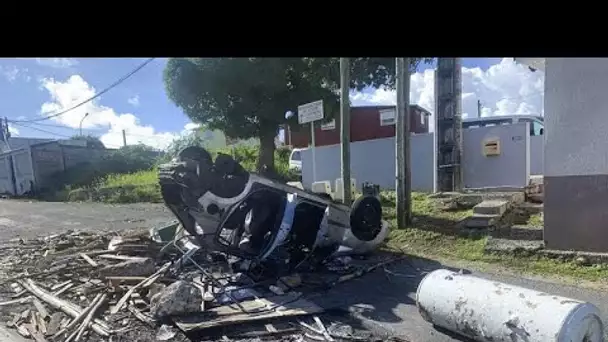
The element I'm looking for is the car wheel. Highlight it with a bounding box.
[350,195,383,241]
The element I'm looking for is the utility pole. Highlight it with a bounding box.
[0,118,6,143]
[340,58,352,205]
[435,58,463,192]
[122,129,127,147]
[395,58,412,228]
[2,117,10,145]
[477,100,482,118]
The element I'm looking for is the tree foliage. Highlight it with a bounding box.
[163,58,432,171]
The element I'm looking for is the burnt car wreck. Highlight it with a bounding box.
[158,146,389,276]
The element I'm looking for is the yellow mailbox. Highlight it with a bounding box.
[483,138,500,156]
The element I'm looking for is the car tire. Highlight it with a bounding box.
[349,195,383,242]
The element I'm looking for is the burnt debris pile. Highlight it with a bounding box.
[0,226,403,342]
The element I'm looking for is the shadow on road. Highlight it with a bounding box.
[310,250,474,341]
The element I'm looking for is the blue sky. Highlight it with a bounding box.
[0,57,541,149]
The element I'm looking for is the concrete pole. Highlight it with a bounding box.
[122,129,127,147]
[340,58,352,205]
[396,58,412,228]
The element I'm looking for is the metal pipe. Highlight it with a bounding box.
[416,269,604,342]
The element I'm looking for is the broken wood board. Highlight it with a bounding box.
[174,293,323,332]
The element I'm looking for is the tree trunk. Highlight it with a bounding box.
[257,131,276,174]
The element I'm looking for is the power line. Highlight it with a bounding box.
[13,120,107,132]
[12,58,155,124]
[11,122,74,138]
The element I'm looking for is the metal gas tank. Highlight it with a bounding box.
[416,269,604,342]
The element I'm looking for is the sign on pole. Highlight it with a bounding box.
[297,100,324,184]
[298,100,324,124]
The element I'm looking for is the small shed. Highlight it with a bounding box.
[0,139,109,196]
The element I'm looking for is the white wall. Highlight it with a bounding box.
[530,135,544,175]
[301,133,436,192]
[300,124,535,193]
[462,123,530,189]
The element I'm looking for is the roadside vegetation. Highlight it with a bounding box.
[47,141,298,204]
[381,192,608,283]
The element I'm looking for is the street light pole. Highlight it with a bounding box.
[79,112,89,136]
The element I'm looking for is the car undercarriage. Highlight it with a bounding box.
[158,146,389,275]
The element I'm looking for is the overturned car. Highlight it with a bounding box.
[158,146,388,274]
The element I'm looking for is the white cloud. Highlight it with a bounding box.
[127,95,140,107]
[183,122,201,132]
[7,125,19,136]
[38,75,178,150]
[350,58,545,131]
[0,65,31,83]
[34,58,79,69]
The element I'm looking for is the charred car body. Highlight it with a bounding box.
[158,146,388,274]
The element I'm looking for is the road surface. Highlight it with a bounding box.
[1,199,607,341]
[0,200,173,240]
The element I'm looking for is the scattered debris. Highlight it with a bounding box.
[150,280,202,319]
[0,224,402,342]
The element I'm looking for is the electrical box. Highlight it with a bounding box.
[483,138,500,156]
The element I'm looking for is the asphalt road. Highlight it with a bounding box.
[1,199,607,341]
[0,200,174,240]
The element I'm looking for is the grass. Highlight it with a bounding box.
[67,169,162,204]
[526,213,544,227]
[382,191,608,284]
[102,169,159,187]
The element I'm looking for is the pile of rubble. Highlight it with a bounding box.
[0,224,403,342]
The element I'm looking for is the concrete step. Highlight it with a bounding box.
[473,200,509,216]
[465,214,500,229]
[519,202,543,215]
[433,191,525,210]
[491,225,543,241]
[484,237,545,255]
[526,175,544,203]
[511,225,543,240]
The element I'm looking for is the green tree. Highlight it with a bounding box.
[163,58,432,172]
[70,135,105,149]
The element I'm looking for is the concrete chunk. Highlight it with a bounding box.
[465,214,500,229]
[99,258,155,277]
[473,200,509,216]
[150,280,202,319]
[484,237,544,254]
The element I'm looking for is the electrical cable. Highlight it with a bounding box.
[11,58,155,123]
[10,122,73,138]
[13,120,107,132]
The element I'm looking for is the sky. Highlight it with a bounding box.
[0,57,545,150]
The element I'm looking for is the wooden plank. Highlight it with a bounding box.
[33,299,49,319]
[265,323,278,333]
[0,296,31,306]
[79,253,98,267]
[174,293,323,332]
[24,323,48,342]
[50,280,71,291]
[53,283,73,296]
[98,254,147,262]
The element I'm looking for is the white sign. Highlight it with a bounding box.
[298,100,324,124]
[321,119,336,131]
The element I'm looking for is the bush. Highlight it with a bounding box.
[57,141,298,204]
[40,144,162,199]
